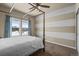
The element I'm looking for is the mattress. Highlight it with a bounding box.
[0,36,44,56]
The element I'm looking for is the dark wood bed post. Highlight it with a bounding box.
[43,12,45,52]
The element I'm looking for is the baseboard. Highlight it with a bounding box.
[45,40,76,50]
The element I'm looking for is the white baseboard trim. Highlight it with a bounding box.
[45,40,76,50]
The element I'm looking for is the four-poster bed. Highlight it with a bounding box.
[0,3,45,55]
[28,3,45,52]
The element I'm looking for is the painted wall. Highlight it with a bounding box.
[0,12,6,38]
[35,4,76,49]
[29,16,36,36]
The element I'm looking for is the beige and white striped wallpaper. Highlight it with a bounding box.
[35,4,76,49]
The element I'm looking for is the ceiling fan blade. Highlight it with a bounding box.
[40,5,50,8]
[33,3,41,6]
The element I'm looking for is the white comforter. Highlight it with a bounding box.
[0,36,44,56]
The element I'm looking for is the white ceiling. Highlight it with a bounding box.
[0,3,75,16]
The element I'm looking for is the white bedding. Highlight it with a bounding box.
[0,36,44,56]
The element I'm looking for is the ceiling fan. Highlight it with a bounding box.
[29,3,50,12]
[33,3,50,8]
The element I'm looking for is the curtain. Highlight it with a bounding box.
[4,15,11,38]
[28,20,32,36]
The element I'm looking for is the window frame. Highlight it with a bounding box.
[21,20,29,36]
[11,17,21,37]
[10,17,30,37]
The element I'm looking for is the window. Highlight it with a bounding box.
[11,17,20,36]
[22,20,29,35]
[10,17,30,37]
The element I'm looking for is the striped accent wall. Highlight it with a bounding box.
[35,4,76,49]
